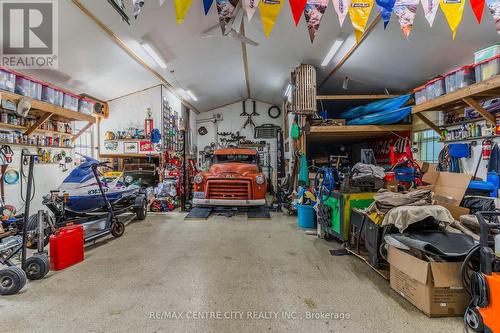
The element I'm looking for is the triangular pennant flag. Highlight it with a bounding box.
[304,0,330,42]
[440,0,465,39]
[216,0,239,33]
[244,0,261,20]
[173,0,193,24]
[203,0,214,14]
[260,0,285,37]
[486,0,500,33]
[332,0,352,26]
[393,0,418,38]
[421,0,439,26]
[290,0,308,25]
[348,0,375,42]
[376,0,396,28]
[470,0,485,23]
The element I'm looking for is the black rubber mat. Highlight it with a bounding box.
[184,207,212,219]
[247,205,271,219]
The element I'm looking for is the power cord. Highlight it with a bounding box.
[20,153,35,204]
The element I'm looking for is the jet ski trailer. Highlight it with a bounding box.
[31,160,148,244]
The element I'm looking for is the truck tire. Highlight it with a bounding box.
[136,199,147,221]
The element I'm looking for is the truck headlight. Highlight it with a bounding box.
[194,174,203,184]
[255,175,265,185]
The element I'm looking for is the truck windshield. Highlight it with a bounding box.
[213,154,257,164]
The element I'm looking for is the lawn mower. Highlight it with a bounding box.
[25,157,148,246]
[1,153,50,295]
[462,211,500,333]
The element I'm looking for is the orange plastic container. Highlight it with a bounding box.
[49,225,84,270]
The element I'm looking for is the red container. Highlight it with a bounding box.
[49,225,84,270]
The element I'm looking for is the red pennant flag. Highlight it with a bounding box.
[290,0,308,25]
[470,0,485,23]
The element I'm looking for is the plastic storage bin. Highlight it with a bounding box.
[42,85,56,104]
[0,67,16,92]
[78,97,95,115]
[475,55,500,82]
[295,204,316,229]
[15,75,31,96]
[53,88,64,107]
[444,65,475,93]
[63,92,79,111]
[30,80,42,100]
[475,44,500,64]
[49,224,84,271]
[414,85,427,104]
[425,77,445,101]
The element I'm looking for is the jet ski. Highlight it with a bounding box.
[58,156,141,213]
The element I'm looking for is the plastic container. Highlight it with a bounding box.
[414,85,427,104]
[63,92,79,111]
[78,97,95,115]
[15,75,31,97]
[41,85,56,104]
[49,224,84,271]
[444,65,475,93]
[0,67,16,92]
[475,55,500,82]
[53,88,64,107]
[474,44,500,64]
[425,77,445,101]
[295,204,316,229]
[30,80,42,100]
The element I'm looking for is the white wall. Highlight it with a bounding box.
[196,100,283,184]
[100,85,182,155]
[4,147,71,213]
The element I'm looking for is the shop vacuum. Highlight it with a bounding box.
[462,211,500,333]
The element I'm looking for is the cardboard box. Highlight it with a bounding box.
[388,246,468,317]
[420,169,471,220]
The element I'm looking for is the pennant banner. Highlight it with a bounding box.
[486,0,500,33]
[244,0,261,21]
[470,0,486,23]
[440,0,465,39]
[304,0,330,42]
[133,0,145,18]
[376,0,396,28]
[349,0,375,42]
[421,0,439,26]
[333,0,352,26]
[204,0,214,14]
[216,0,239,33]
[393,0,418,37]
[290,0,308,25]
[174,0,193,24]
[260,0,285,37]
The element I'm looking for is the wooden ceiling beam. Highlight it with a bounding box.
[318,14,382,90]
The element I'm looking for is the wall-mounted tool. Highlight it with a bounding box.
[250,100,260,116]
[242,115,256,129]
[240,100,250,116]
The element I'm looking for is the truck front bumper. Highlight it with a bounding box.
[193,198,266,207]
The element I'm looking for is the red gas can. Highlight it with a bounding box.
[49,225,84,270]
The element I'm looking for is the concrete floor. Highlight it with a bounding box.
[3,212,462,333]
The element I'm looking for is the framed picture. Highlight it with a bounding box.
[124,141,139,154]
[139,141,154,152]
[103,141,119,153]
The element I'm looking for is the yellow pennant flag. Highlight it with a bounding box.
[440,0,464,39]
[260,0,285,37]
[174,0,193,24]
[349,0,375,42]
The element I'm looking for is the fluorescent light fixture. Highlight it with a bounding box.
[184,89,198,101]
[321,38,345,67]
[141,43,167,69]
[284,83,292,98]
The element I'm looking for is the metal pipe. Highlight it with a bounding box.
[21,155,35,270]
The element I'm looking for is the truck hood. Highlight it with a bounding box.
[207,163,259,177]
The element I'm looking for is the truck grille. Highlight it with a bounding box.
[206,179,251,200]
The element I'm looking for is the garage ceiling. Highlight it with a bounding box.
[24,0,500,112]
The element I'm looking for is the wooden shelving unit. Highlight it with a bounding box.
[0,91,96,143]
[0,122,73,137]
[412,75,500,134]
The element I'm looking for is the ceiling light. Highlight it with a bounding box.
[321,38,345,67]
[284,83,292,98]
[141,43,167,69]
[184,89,198,101]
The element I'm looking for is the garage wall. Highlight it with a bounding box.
[4,147,71,213]
[196,100,283,183]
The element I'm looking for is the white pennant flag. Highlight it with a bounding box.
[421,0,440,26]
[333,0,352,26]
[244,0,261,20]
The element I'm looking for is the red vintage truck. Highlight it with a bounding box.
[193,148,267,206]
